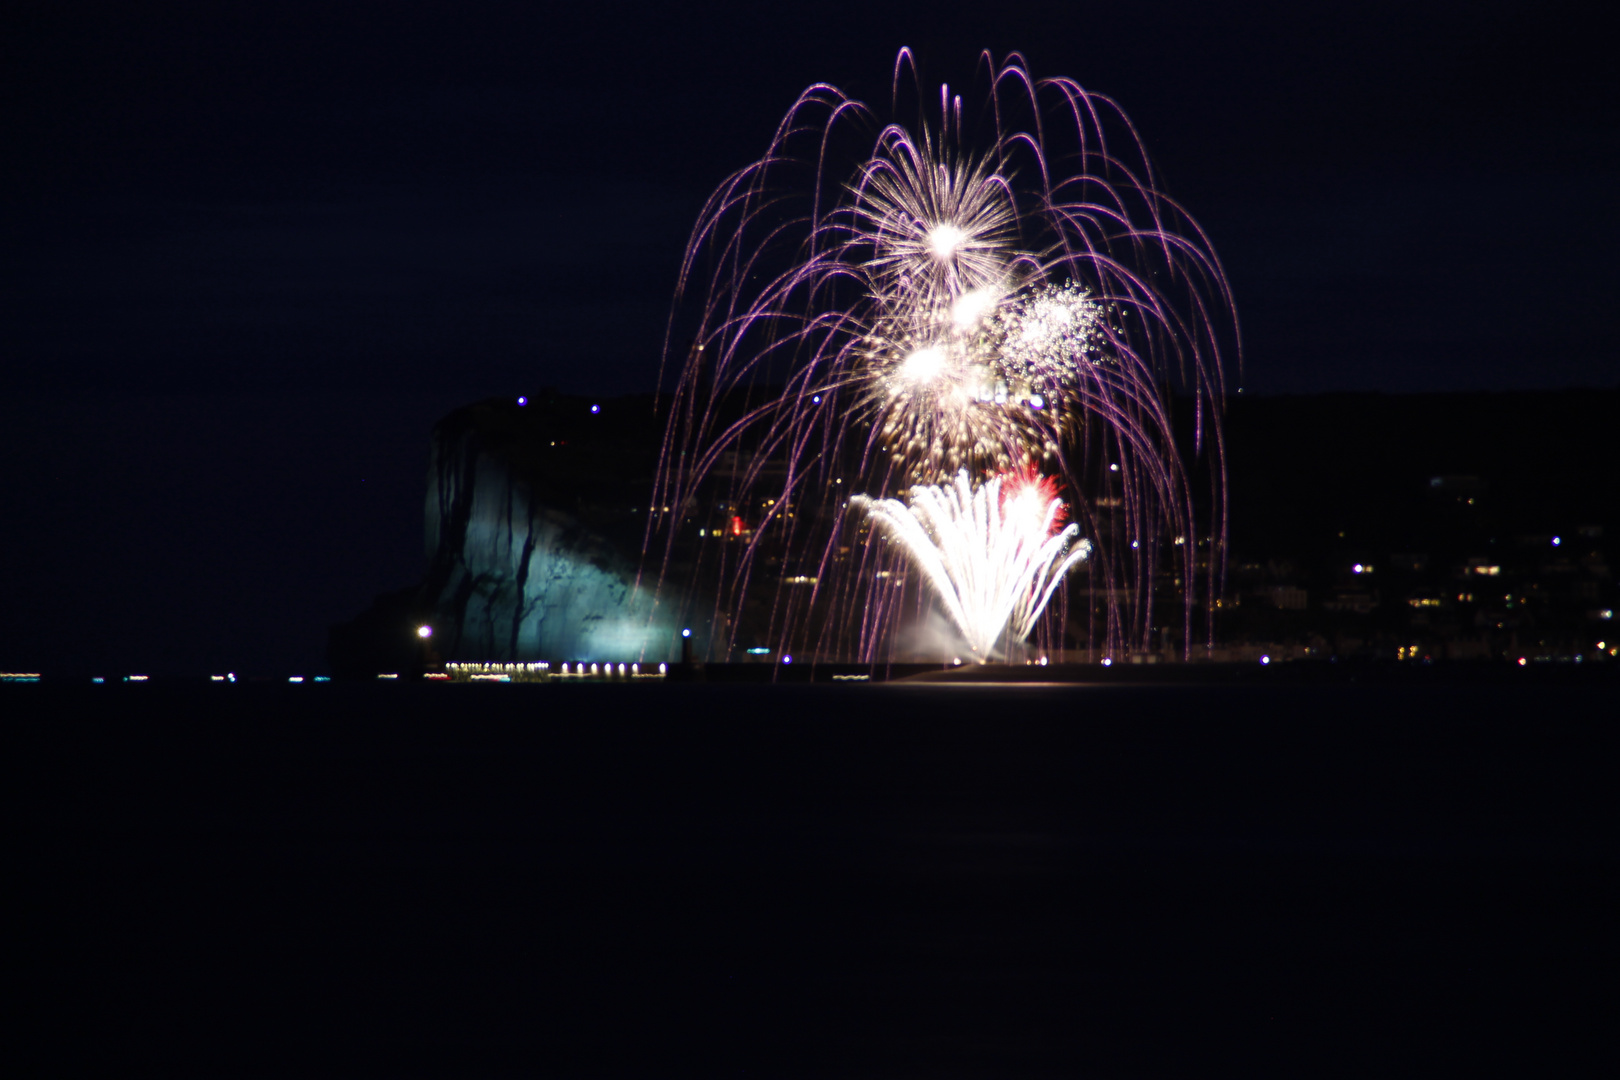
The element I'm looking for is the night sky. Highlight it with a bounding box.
[4,1,1616,676]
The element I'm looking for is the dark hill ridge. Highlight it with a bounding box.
[330,388,1619,672]
[1220,388,1619,557]
[1203,388,1617,662]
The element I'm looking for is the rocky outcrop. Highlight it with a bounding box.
[417,397,685,663]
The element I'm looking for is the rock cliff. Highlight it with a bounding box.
[416,394,686,663]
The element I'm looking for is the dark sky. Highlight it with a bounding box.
[3,1,1616,675]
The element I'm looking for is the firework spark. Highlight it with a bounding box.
[650,50,1237,663]
[853,136,1018,313]
[853,470,1091,661]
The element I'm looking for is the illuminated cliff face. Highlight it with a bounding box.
[419,403,684,663]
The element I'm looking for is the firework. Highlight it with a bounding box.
[650,50,1237,662]
[853,470,1091,661]
[852,135,1017,314]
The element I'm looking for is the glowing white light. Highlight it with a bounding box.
[1353,564,1364,574]
[1101,657,1112,667]
[682,627,692,638]
[1260,655,1270,665]
[901,345,946,383]
[853,470,1091,661]
[417,625,433,639]
[782,654,793,664]
[590,404,600,414]
[517,396,527,406]
[950,287,999,330]
[1552,536,1561,546]
[288,676,303,683]
[927,224,966,260]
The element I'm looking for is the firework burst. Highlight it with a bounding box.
[649,50,1237,663]
[852,136,1018,314]
[853,470,1090,662]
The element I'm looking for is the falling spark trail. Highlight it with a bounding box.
[649,49,1237,663]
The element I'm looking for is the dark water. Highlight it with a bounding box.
[9,682,1617,1077]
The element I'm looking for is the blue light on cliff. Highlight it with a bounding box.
[421,409,687,663]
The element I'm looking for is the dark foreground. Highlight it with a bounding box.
[8,681,1618,1078]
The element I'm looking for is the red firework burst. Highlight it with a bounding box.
[997,464,1068,538]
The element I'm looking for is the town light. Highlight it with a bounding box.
[417,625,433,639]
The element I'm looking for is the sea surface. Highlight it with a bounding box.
[9,680,1617,1078]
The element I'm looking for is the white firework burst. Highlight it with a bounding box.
[853,469,1091,661]
[852,135,1018,314]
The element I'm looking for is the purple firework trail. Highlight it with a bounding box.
[647,49,1238,663]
